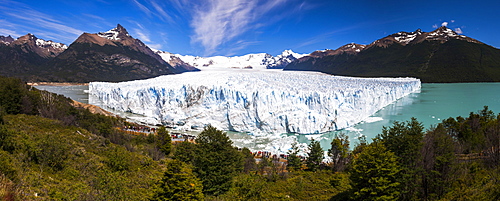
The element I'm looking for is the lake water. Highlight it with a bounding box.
[35,83,500,154]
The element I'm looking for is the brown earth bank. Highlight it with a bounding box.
[70,100,115,117]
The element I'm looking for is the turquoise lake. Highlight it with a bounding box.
[35,83,500,152]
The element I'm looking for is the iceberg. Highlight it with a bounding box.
[89,69,420,135]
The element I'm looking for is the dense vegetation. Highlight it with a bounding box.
[285,39,500,83]
[1,75,499,200]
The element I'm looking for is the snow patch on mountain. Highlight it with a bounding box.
[89,69,421,135]
[35,38,68,50]
[394,29,422,44]
[98,25,130,41]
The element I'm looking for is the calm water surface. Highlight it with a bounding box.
[35,83,500,153]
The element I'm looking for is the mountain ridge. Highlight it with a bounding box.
[0,24,193,82]
[284,26,500,83]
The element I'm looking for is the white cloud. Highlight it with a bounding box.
[0,28,20,37]
[451,20,455,23]
[146,43,162,50]
[454,28,463,34]
[132,0,152,16]
[190,0,288,55]
[432,24,438,29]
[150,0,175,24]
[0,1,83,42]
[133,28,151,42]
[441,22,448,27]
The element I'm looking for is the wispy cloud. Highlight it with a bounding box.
[133,28,152,42]
[190,0,289,55]
[132,0,153,16]
[454,28,463,34]
[0,1,83,42]
[441,21,449,27]
[150,0,175,24]
[0,28,20,37]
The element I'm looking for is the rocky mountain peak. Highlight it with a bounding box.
[98,24,131,40]
[6,33,67,57]
[0,35,15,45]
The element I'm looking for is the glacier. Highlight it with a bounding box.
[89,69,421,135]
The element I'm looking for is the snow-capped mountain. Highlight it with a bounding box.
[97,25,131,41]
[0,33,68,58]
[0,35,15,45]
[369,26,482,48]
[0,33,68,80]
[44,24,192,82]
[285,26,500,83]
[156,50,307,70]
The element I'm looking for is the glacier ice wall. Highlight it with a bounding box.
[89,69,420,134]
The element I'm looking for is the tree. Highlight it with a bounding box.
[376,117,424,200]
[350,142,402,201]
[173,141,197,164]
[306,139,323,172]
[421,124,456,200]
[151,160,204,201]
[156,126,171,156]
[193,125,243,196]
[287,142,302,172]
[241,147,257,173]
[328,132,349,172]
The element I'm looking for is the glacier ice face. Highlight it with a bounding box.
[89,69,421,135]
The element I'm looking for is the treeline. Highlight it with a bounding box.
[1,75,499,200]
[150,107,500,200]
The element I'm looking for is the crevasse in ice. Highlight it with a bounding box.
[89,69,421,134]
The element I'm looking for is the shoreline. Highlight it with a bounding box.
[27,82,89,86]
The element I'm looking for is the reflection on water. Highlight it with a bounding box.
[35,83,500,154]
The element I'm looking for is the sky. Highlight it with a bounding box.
[1,0,499,57]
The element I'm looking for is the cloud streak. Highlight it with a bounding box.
[0,1,83,42]
[190,0,288,55]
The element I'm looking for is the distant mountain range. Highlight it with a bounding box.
[1,25,499,83]
[156,49,306,70]
[285,26,500,82]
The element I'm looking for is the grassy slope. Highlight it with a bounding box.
[0,114,163,200]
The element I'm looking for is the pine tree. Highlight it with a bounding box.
[193,125,243,196]
[306,139,323,172]
[151,160,204,201]
[156,126,171,156]
[376,118,424,200]
[328,133,349,172]
[287,142,302,172]
[421,124,456,199]
[350,142,402,201]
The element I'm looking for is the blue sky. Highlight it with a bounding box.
[1,0,499,56]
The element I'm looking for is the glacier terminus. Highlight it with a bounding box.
[89,69,421,135]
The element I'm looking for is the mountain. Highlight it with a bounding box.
[0,34,67,79]
[157,50,306,70]
[43,24,191,82]
[285,26,500,83]
[0,24,196,82]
